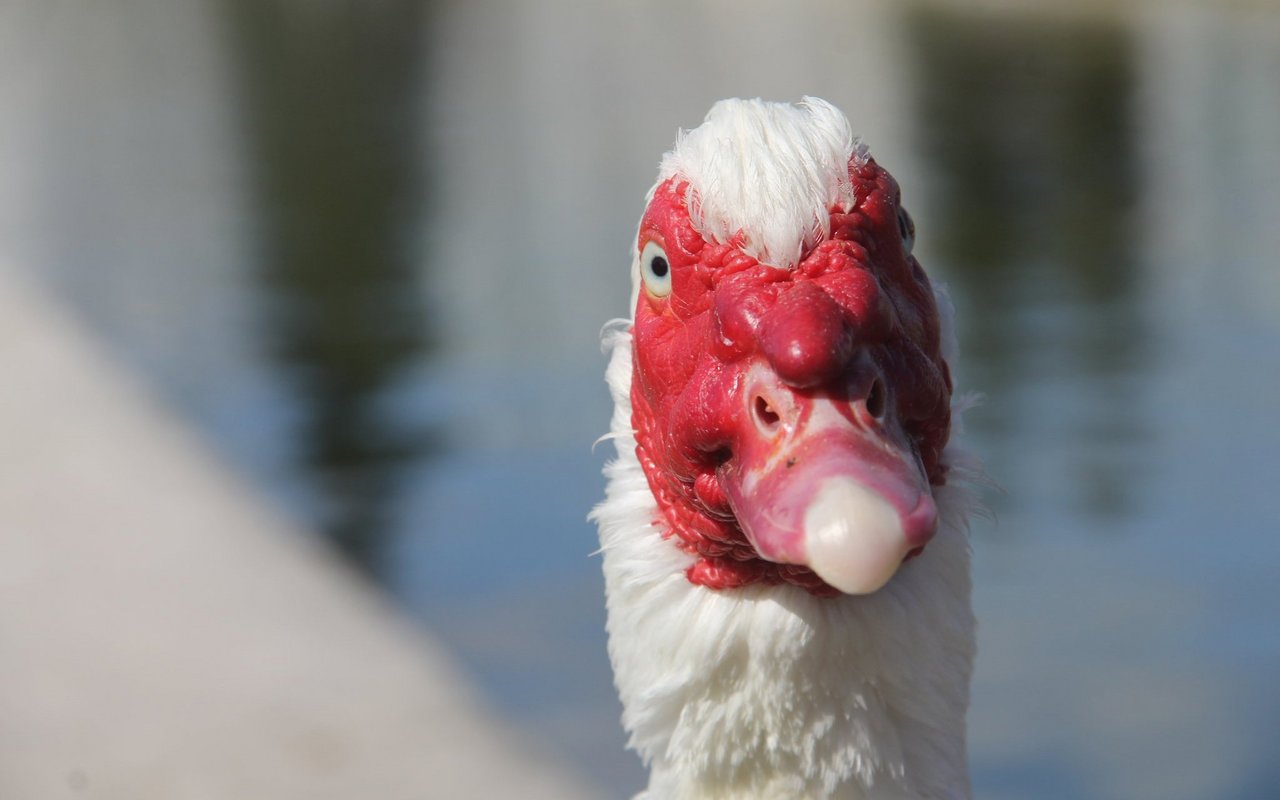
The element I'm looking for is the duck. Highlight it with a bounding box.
[592,97,982,800]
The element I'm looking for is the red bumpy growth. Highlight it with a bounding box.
[630,159,952,595]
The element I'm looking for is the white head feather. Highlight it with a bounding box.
[654,97,868,270]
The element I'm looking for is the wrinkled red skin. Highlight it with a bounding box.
[631,158,953,595]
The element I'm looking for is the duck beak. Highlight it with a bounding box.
[715,363,937,594]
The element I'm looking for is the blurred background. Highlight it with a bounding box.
[1,1,1277,798]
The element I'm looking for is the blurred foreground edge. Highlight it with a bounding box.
[0,266,599,800]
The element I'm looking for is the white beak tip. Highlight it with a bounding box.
[803,478,912,595]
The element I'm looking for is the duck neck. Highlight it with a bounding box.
[592,330,976,799]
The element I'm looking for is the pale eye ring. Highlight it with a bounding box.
[897,207,915,255]
[640,240,672,297]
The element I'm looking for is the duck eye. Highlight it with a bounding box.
[640,241,672,297]
[897,207,915,255]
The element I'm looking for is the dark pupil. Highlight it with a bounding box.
[650,255,669,278]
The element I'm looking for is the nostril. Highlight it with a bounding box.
[753,395,781,433]
[866,378,886,419]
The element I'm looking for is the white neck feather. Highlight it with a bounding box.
[592,324,978,800]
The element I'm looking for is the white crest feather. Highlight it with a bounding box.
[655,97,867,270]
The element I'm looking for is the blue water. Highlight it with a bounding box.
[4,2,1278,798]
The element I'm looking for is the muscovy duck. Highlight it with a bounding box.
[593,97,982,799]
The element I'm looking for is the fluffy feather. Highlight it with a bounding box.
[593,323,979,800]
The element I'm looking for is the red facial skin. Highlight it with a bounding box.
[631,158,952,596]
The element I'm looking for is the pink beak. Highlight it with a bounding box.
[715,362,937,594]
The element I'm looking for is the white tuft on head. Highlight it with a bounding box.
[655,96,867,270]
